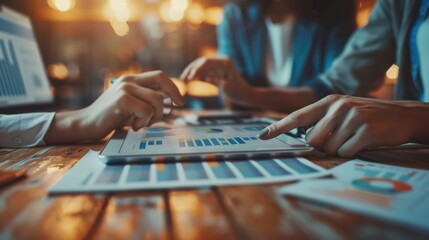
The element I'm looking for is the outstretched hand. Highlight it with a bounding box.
[181,56,253,105]
[258,95,424,157]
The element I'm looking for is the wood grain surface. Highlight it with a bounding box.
[1,142,429,239]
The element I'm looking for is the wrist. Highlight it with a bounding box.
[44,109,88,144]
[245,86,262,107]
[404,102,429,144]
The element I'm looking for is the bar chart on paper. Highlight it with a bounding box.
[0,10,52,107]
[50,151,329,193]
[120,125,307,155]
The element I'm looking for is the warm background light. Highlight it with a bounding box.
[160,1,186,23]
[203,7,223,26]
[33,0,383,108]
[171,0,189,12]
[171,78,188,96]
[186,2,204,25]
[187,80,219,97]
[110,18,130,36]
[48,0,75,12]
[48,63,69,80]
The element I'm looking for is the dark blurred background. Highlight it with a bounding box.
[1,0,390,112]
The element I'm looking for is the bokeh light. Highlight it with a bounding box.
[204,7,223,26]
[48,63,69,80]
[188,80,219,97]
[47,0,75,12]
[186,2,204,25]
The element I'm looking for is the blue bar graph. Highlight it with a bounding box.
[183,162,208,180]
[209,161,236,179]
[157,163,178,181]
[0,39,26,97]
[234,137,246,144]
[257,159,291,176]
[139,141,147,149]
[218,138,229,145]
[195,139,203,146]
[127,165,151,182]
[280,158,318,174]
[96,166,124,184]
[177,136,259,148]
[210,138,220,146]
[233,161,263,178]
[203,139,212,146]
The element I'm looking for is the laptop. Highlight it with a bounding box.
[0,6,53,109]
[99,118,313,164]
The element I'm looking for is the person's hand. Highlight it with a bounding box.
[82,71,184,138]
[258,94,421,157]
[45,71,185,144]
[181,57,253,105]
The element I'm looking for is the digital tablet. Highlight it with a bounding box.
[99,118,313,164]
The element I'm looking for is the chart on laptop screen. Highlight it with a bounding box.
[119,124,306,155]
[0,7,52,107]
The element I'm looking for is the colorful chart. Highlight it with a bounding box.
[50,151,329,193]
[350,162,417,194]
[278,160,429,232]
[352,178,413,194]
[91,157,322,184]
[196,128,224,134]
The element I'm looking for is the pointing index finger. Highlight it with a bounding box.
[258,95,338,140]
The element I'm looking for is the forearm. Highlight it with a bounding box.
[245,87,319,113]
[403,101,429,144]
[44,110,91,144]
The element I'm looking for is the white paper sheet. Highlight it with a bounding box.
[50,151,328,194]
[278,160,429,232]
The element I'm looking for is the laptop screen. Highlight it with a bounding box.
[0,6,52,107]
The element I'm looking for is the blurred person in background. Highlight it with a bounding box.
[257,0,429,157]
[182,0,356,112]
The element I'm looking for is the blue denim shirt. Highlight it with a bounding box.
[409,0,429,100]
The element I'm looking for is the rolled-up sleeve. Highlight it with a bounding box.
[319,0,396,96]
[0,112,55,148]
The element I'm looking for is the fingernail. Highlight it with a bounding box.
[257,128,269,139]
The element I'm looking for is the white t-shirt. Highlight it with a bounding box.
[265,17,295,87]
[0,112,55,147]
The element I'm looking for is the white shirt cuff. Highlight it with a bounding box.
[0,112,55,148]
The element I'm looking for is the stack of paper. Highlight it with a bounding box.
[50,151,328,194]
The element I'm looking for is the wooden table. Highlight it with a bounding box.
[1,139,429,239]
